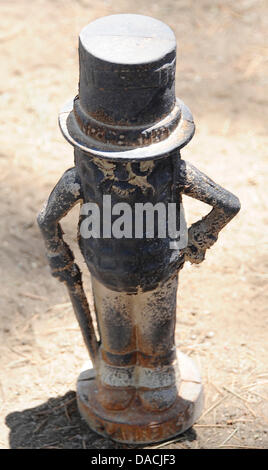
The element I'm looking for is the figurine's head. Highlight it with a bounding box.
[59,14,194,161]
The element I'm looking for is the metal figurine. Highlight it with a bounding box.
[37,15,240,444]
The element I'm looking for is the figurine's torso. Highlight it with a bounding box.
[75,149,185,292]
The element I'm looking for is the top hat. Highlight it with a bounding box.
[59,14,195,161]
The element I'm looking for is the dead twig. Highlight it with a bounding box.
[219,445,264,449]
[49,396,76,412]
[210,381,224,396]
[199,394,229,420]
[219,428,238,447]
[0,25,24,42]
[43,326,79,335]
[195,424,229,428]
[47,302,71,311]
[34,418,48,434]
[36,396,76,416]
[244,402,258,418]
[223,386,258,417]
[64,405,71,423]
[223,386,249,403]
[149,436,185,449]
[241,381,268,390]
[19,292,47,301]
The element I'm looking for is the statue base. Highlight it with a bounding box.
[77,350,203,445]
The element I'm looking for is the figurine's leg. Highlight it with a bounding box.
[91,277,136,410]
[91,274,179,411]
[135,274,180,411]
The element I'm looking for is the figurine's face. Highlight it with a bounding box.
[74,148,180,203]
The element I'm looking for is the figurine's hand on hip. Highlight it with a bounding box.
[183,220,218,264]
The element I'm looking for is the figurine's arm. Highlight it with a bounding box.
[37,168,99,362]
[179,160,241,264]
[37,167,83,282]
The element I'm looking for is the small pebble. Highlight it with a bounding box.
[206,331,215,338]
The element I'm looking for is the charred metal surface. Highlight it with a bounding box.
[78,15,177,127]
[37,14,240,444]
[37,168,99,364]
[77,351,203,444]
[178,160,241,264]
[73,96,181,147]
[76,149,185,293]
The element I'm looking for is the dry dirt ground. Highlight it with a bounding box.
[0,0,267,450]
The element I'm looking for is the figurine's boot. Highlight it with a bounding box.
[136,349,179,411]
[138,386,178,411]
[136,359,180,413]
[97,384,135,411]
[96,348,136,410]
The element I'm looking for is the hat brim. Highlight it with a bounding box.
[58,98,195,161]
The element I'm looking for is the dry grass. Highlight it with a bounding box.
[0,0,267,449]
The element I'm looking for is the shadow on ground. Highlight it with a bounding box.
[5,391,197,449]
